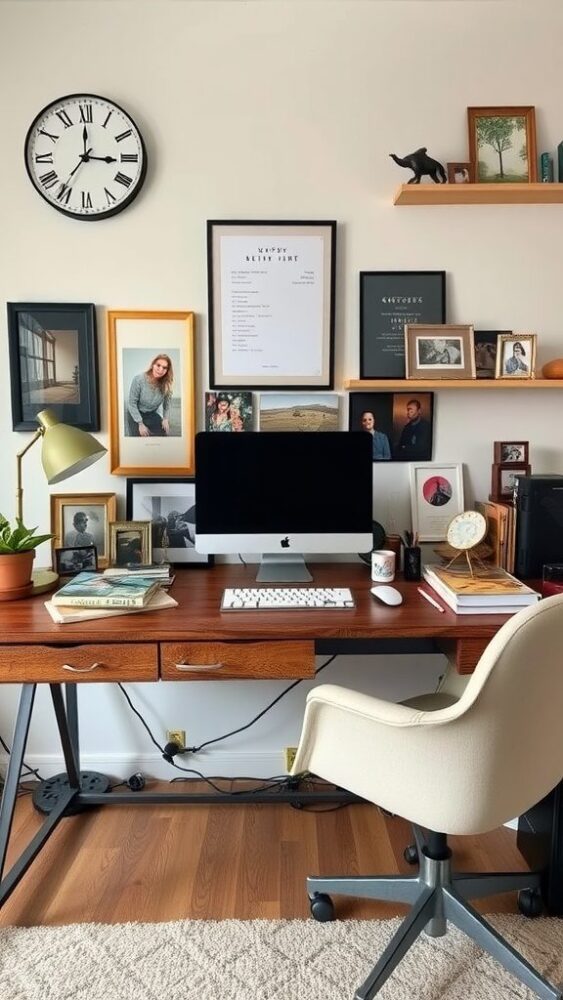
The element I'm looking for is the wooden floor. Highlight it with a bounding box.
[0,781,528,927]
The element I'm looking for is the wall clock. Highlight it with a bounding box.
[24,93,147,221]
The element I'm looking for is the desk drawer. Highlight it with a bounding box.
[0,644,158,683]
[161,641,315,680]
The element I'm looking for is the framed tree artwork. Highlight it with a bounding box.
[468,106,537,183]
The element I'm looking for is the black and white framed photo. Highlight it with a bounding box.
[54,545,98,576]
[473,330,510,379]
[126,478,213,567]
[7,302,99,431]
[50,492,117,570]
[359,271,446,379]
[348,392,434,461]
[207,220,336,389]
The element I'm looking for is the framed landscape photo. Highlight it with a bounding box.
[207,220,336,389]
[54,545,98,576]
[126,477,213,567]
[409,462,464,542]
[468,106,537,183]
[108,310,195,475]
[50,492,117,569]
[473,330,510,379]
[259,393,339,431]
[348,392,434,461]
[405,324,475,379]
[109,521,152,568]
[359,271,446,379]
[494,441,529,465]
[7,302,99,431]
[495,333,537,379]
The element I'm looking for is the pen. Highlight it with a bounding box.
[417,587,445,613]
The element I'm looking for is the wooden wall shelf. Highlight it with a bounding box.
[345,378,563,391]
[393,183,563,206]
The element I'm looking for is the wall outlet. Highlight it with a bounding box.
[284,746,298,772]
[166,729,186,748]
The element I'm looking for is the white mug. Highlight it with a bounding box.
[371,549,396,583]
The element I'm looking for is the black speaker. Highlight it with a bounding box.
[515,474,563,578]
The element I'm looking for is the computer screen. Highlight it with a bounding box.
[195,431,373,581]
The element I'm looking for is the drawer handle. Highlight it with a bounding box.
[62,661,104,673]
[174,662,224,672]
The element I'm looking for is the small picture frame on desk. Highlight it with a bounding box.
[51,492,117,570]
[126,478,214,567]
[54,545,98,576]
[109,521,152,568]
[492,463,531,501]
[494,441,529,465]
[409,462,464,542]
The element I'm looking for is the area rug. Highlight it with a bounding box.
[1,915,562,1000]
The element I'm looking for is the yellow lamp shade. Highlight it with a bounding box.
[37,409,106,484]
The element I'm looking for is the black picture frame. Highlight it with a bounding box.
[474,330,510,380]
[7,302,99,431]
[359,271,446,379]
[348,391,434,462]
[54,545,98,576]
[126,477,214,568]
[207,220,336,389]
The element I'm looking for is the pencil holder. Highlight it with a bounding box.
[403,546,421,582]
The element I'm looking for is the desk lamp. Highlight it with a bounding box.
[15,408,106,594]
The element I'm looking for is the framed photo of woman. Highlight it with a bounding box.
[108,311,195,475]
[495,333,537,379]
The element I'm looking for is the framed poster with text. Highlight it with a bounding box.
[360,271,446,379]
[207,220,336,389]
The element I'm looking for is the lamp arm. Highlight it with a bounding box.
[16,429,44,522]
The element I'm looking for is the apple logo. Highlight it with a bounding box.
[280,536,290,548]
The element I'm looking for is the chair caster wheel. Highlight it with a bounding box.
[404,844,419,865]
[518,888,543,918]
[309,892,335,922]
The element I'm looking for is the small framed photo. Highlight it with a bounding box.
[259,392,340,431]
[409,462,464,542]
[107,310,195,476]
[207,220,336,389]
[126,478,213,567]
[205,391,253,432]
[492,464,531,500]
[474,330,511,379]
[494,441,529,465]
[7,302,99,431]
[109,521,152,568]
[468,106,537,183]
[348,392,434,461]
[447,162,473,184]
[495,333,537,379]
[54,545,98,576]
[50,493,117,569]
[405,324,476,379]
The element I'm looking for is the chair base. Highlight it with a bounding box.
[307,826,562,1000]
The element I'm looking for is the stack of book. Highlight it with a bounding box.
[422,563,540,615]
[45,571,177,624]
[103,564,174,586]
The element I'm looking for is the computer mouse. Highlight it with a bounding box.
[370,585,403,607]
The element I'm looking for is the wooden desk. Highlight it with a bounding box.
[0,564,512,914]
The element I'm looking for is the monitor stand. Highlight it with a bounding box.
[256,553,313,583]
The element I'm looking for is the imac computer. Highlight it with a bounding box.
[195,431,373,582]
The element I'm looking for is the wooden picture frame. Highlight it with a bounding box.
[107,310,195,476]
[126,477,214,568]
[7,302,99,431]
[54,545,98,576]
[468,106,537,183]
[409,462,464,542]
[109,520,152,568]
[359,271,446,379]
[447,162,473,184]
[492,463,531,500]
[207,220,336,389]
[405,324,476,379]
[50,492,117,569]
[495,333,537,379]
[493,441,529,465]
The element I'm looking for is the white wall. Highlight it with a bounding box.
[1,0,562,779]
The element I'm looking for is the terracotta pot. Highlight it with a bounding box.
[0,550,35,600]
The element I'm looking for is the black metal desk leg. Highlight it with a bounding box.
[0,684,36,883]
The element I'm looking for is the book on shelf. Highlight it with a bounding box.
[422,563,540,609]
[45,589,178,624]
[475,500,510,570]
[51,572,161,608]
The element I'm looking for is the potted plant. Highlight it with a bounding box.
[0,515,53,599]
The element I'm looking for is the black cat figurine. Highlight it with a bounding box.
[390,147,447,184]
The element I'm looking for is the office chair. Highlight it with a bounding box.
[292,593,563,1000]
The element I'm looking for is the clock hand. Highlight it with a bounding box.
[87,155,118,163]
[82,126,88,156]
[65,148,93,182]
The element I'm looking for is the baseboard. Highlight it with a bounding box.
[0,750,286,783]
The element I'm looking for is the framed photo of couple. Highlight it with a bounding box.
[348,392,434,461]
[107,311,195,476]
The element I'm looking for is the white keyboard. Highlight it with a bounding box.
[221,587,355,610]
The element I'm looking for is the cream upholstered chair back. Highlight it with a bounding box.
[292,593,563,836]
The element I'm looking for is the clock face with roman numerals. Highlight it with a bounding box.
[24,94,147,220]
